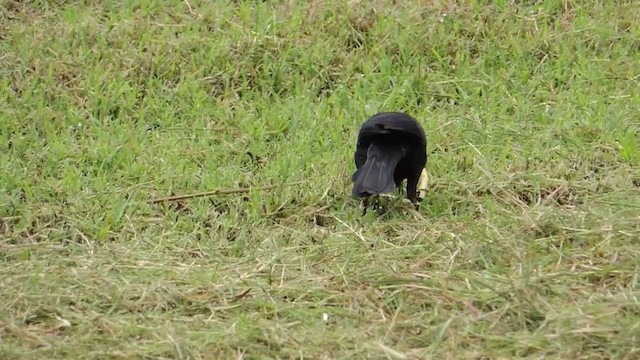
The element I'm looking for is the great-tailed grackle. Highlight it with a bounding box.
[351,112,428,212]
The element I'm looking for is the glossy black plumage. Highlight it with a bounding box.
[351,112,427,210]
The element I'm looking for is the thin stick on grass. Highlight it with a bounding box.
[332,214,369,244]
[148,181,305,204]
[305,204,331,216]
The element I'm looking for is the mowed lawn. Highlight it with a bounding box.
[1,1,639,359]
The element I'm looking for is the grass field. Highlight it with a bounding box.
[1,0,640,358]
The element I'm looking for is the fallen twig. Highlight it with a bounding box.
[148,181,305,204]
[305,204,331,216]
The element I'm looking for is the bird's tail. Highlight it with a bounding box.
[352,144,404,197]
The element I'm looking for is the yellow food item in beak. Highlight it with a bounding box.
[418,167,429,200]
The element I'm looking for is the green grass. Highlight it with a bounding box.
[1,0,640,358]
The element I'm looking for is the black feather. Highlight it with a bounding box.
[352,143,405,197]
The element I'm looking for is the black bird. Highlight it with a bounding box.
[351,112,427,212]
